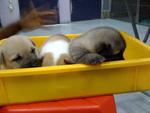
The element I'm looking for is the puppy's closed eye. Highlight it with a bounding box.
[12,55,23,62]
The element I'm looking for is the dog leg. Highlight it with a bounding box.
[76,53,106,65]
[42,53,54,66]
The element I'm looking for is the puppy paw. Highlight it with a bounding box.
[64,58,75,64]
[77,53,106,65]
[57,54,74,65]
[42,53,54,66]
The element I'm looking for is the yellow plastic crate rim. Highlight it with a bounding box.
[0,32,150,106]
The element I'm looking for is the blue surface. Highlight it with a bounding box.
[71,0,101,21]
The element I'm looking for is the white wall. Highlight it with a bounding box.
[0,0,20,27]
[101,0,112,18]
[102,0,112,11]
[58,0,71,23]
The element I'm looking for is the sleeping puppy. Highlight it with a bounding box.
[0,35,41,69]
[67,27,126,65]
[40,34,70,66]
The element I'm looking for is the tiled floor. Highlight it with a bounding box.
[114,92,150,113]
[19,19,150,113]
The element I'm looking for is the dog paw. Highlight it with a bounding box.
[77,53,106,65]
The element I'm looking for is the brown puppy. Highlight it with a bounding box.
[0,35,41,69]
[40,34,71,66]
[68,27,126,65]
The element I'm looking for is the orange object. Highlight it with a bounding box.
[0,95,116,113]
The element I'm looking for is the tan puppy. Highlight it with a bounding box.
[0,35,41,69]
[68,27,126,64]
[40,34,70,66]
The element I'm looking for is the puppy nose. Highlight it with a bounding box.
[29,59,42,67]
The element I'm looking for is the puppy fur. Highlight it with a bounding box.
[40,34,71,66]
[0,35,41,69]
[68,27,126,65]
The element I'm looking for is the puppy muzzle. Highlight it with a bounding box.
[23,58,42,68]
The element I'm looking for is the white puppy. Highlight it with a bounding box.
[40,34,70,66]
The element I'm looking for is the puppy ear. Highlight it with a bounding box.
[30,39,36,46]
[28,38,36,46]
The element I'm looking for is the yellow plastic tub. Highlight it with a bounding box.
[0,32,150,106]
